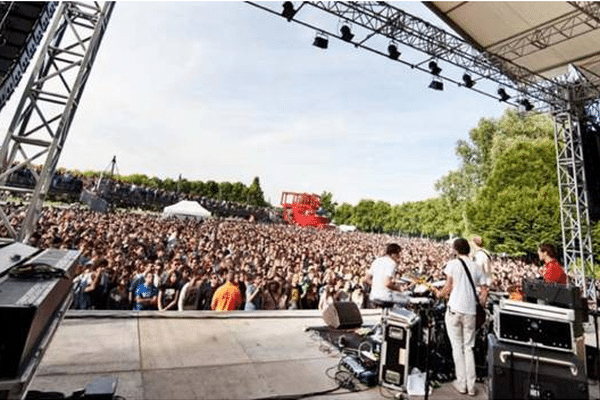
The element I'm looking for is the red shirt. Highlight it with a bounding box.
[211,281,242,311]
[542,259,566,284]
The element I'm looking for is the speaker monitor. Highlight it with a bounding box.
[322,301,363,329]
[488,334,588,400]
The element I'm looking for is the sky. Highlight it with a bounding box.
[0,1,510,207]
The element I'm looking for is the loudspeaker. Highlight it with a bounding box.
[488,334,588,400]
[322,302,362,329]
[0,248,79,380]
[581,120,600,222]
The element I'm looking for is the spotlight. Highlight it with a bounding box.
[387,44,400,60]
[519,98,534,111]
[429,79,443,91]
[313,34,328,49]
[462,73,475,88]
[428,61,441,76]
[281,2,296,21]
[497,88,510,102]
[340,25,354,42]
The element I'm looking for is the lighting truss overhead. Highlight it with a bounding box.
[428,61,441,76]
[281,1,296,21]
[340,25,354,42]
[313,33,328,49]
[498,88,511,102]
[429,79,443,91]
[462,73,475,88]
[387,43,400,60]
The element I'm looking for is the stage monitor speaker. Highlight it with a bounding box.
[322,302,362,329]
[487,334,588,400]
[0,248,79,380]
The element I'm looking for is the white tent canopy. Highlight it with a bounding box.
[162,200,211,220]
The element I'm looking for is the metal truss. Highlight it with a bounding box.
[249,1,600,111]
[490,3,600,63]
[553,108,596,305]
[0,1,114,243]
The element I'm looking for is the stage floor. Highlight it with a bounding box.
[28,309,600,399]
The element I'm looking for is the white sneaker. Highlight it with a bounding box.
[452,381,467,394]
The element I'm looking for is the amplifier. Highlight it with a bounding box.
[388,306,419,326]
[523,279,587,332]
[379,315,420,390]
[0,247,79,380]
[488,334,588,400]
[495,299,582,354]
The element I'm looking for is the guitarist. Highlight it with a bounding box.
[435,238,488,397]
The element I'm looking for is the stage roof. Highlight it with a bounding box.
[424,1,600,99]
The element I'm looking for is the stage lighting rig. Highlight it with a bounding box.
[281,1,296,21]
[498,87,511,102]
[428,61,441,76]
[429,78,443,91]
[387,43,400,60]
[340,24,354,42]
[519,98,534,111]
[313,32,328,49]
[462,73,475,88]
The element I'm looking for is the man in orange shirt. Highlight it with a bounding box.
[211,269,242,311]
[538,243,567,285]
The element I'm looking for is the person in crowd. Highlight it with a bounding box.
[436,238,488,397]
[364,243,407,306]
[178,270,203,310]
[538,243,567,284]
[472,235,492,286]
[107,276,130,310]
[134,271,159,311]
[72,263,95,310]
[211,269,242,311]
[245,273,264,311]
[158,270,182,311]
[287,274,301,310]
[198,273,221,310]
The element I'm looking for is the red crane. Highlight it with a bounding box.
[280,191,330,228]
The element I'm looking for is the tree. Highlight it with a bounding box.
[333,202,353,225]
[247,177,266,206]
[466,138,560,255]
[320,191,337,218]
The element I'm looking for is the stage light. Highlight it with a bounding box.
[387,44,400,60]
[340,25,354,42]
[462,73,475,88]
[281,2,296,21]
[428,61,441,76]
[520,98,534,111]
[497,88,510,102]
[429,79,443,91]
[313,34,328,49]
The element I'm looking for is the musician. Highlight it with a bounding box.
[472,235,492,286]
[435,238,487,397]
[538,243,566,284]
[364,243,407,306]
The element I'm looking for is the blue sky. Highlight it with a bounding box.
[0,1,510,206]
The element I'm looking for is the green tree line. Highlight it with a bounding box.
[70,169,268,207]
[329,109,600,260]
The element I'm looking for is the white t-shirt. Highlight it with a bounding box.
[368,256,397,302]
[445,256,486,315]
[474,248,492,285]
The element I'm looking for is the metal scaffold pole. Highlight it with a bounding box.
[0,1,115,243]
[553,98,597,307]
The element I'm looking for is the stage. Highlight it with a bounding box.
[27,309,496,399]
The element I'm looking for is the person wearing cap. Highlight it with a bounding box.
[538,243,567,284]
[472,236,492,286]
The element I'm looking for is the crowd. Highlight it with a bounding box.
[16,205,548,312]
